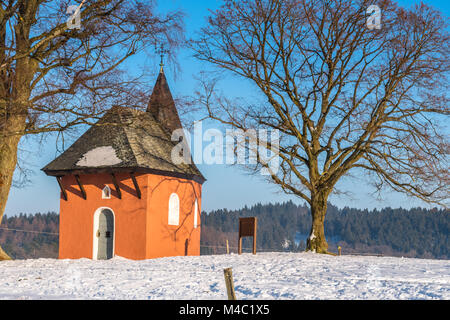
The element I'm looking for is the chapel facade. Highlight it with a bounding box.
[42,68,205,260]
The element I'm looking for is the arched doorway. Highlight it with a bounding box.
[93,208,115,260]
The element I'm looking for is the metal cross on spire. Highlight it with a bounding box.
[155,43,170,73]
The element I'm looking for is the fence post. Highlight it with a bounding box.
[226,239,230,254]
[253,220,257,255]
[223,268,237,300]
[338,246,342,256]
[238,236,242,255]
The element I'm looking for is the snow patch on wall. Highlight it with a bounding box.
[76,146,122,167]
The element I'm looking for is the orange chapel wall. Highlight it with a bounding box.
[59,173,148,260]
[145,174,202,259]
[58,172,201,260]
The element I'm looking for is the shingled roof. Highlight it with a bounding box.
[42,73,205,184]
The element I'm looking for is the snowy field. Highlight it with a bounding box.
[0,252,448,300]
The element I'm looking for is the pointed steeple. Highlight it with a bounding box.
[147,69,183,134]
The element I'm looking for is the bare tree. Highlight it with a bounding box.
[0,0,184,260]
[190,0,449,253]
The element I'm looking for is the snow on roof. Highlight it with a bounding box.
[76,146,122,167]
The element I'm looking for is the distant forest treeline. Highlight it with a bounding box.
[0,212,59,259]
[0,202,448,259]
[201,202,449,259]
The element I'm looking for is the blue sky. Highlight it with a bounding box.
[3,0,449,217]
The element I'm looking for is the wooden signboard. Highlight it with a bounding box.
[238,217,257,255]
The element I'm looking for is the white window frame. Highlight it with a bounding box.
[194,199,199,228]
[102,185,111,199]
[168,193,180,226]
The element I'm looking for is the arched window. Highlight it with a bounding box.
[168,193,180,226]
[194,199,199,229]
[102,185,111,199]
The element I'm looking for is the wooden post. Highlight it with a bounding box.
[223,268,237,300]
[226,239,230,254]
[253,220,257,255]
[338,246,342,256]
[238,237,243,255]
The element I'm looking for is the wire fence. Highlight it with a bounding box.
[0,227,59,236]
[199,244,300,255]
[0,226,384,257]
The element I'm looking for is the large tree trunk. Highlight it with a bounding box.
[0,117,25,261]
[306,191,329,254]
[0,29,34,259]
[0,246,11,261]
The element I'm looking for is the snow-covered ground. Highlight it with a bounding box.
[0,252,448,300]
